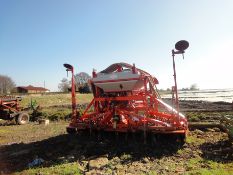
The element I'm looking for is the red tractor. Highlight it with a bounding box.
[0,96,29,125]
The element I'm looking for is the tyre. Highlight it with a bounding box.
[16,112,30,125]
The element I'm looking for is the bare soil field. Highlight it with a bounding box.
[0,97,233,175]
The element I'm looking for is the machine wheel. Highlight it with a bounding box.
[16,112,30,125]
[66,127,77,134]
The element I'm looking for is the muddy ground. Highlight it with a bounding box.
[0,100,233,175]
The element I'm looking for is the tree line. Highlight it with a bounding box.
[0,75,16,94]
[58,72,91,93]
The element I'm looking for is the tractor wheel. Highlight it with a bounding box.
[16,112,30,125]
[66,127,77,134]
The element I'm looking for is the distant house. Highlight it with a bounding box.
[17,85,49,94]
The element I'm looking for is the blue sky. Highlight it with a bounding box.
[0,0,233,91]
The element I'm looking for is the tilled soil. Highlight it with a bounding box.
[0,100,233,175]
[0,128,232,175]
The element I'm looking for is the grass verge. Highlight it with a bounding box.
[15,162,81,175]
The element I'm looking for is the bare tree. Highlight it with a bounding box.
[0,75,16,94]
[74,72,91,93]
[74,72,91,86]
[58,78,70,92]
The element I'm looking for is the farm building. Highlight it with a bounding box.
[16,85,49,93]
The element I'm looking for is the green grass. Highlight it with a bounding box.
[0,122,67,145]
[184,157,233,175]
[19,93,93,108]
[30,107,72,121]
[16,93,93,121]
[185,168,233,175]
[120,153,132,161]
[186,135,205,145]
[146,171,158,175]
[146,158,233,175]
[15,162,81,175]
[186,111,233,122]
[186,158,201,171]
